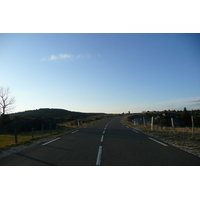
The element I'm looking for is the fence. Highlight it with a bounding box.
[130,115,200,139]
[0,117,107,149]
[0,123,64,149]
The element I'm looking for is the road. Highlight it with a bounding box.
[1,116,200,166]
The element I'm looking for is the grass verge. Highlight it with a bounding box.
[0,117,110,152]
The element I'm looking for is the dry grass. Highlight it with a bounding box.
[0,131,52,150]
[146,125,200,140]
[0,134,17,148]
[123,117,200,140]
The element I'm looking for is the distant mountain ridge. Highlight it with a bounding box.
[10,108,104,119]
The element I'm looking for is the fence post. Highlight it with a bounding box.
[171,118,175,133]
[14,128,18,144]
[50,123,52,134]
[151,116,154,130]
[160,119,163,130]
[143,117,146,126]
[191,116,195,138]
[31,128,34,139]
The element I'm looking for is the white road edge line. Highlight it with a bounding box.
[42,137,60,146]
[149,137,168,146]
[133,130,139,133]
[126,126,129,128]
[96,146,102,166]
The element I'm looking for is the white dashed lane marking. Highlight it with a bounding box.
[72,130,78,133]
[42,138,60,146]
[96,146,102,166]
[96,119,114,166]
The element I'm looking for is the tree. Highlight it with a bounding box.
[181,107,191,125]
[0,87,15,116]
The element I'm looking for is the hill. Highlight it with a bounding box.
[10,108,104,119]
[0,108,107,133]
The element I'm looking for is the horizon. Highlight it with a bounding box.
[1,33,200,114]
[9,106,200,116]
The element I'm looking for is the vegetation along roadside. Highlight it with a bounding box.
[0,108,117,153]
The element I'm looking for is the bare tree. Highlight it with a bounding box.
[0,87,15,115]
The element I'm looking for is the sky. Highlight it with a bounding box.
[0,33,200,114]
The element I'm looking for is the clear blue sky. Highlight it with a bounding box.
[0,33,200,113]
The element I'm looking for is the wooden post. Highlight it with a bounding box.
[171,118,175,133]
[151,116,154,130]
[31,128,34,139]
[160,119,163,130]
[14,129,18,144]
[191,116,195,138]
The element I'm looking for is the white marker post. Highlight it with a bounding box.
[191,116,195,138]
[151,116,154,130]
[171,118,175,133]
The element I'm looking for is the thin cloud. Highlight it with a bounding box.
[41,57,46,61]
[49,55,58,60]
[59,54,73,59]
[156,96,200,110]
[41,53,91,61]
[189,99,200,103]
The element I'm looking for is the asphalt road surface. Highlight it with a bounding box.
[1,116,200,166]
